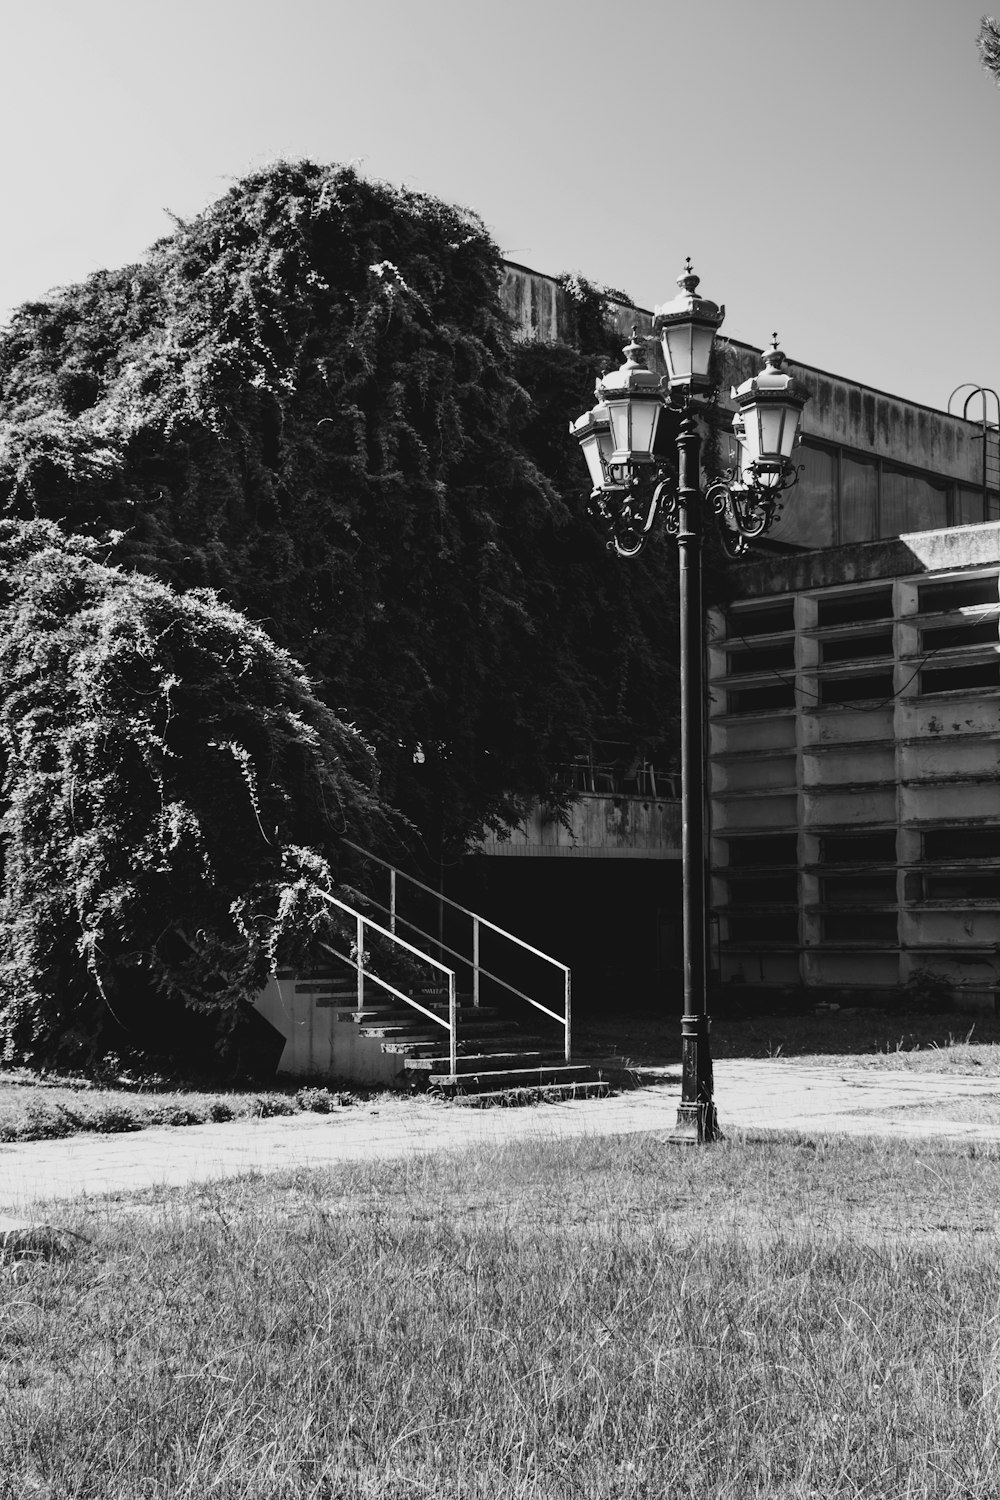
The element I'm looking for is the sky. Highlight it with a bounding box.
[1,0,998,414]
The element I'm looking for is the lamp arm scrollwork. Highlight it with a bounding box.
[590,471,677,558]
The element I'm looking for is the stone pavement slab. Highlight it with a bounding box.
[3,1059,1000,1212]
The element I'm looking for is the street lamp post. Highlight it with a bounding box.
[569,261,810,1143]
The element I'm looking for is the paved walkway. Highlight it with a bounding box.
[3,1060,1000,1212]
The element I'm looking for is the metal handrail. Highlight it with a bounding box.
[343,841,571,1062]
[317,891,457,1075]
[361,898,568,1027]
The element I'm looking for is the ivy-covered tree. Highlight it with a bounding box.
[0,161,695,867]
[0,521,383,1069]
[978,15,1000,83]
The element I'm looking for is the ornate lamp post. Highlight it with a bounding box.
[569,261,809,1142]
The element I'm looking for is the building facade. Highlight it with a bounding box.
[710,527,999,1008]
[493,262,999,1009]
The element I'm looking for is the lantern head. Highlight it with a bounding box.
[653,259,725,393]
[731,336,809,490]
[594,328,665,468]
[569,401,618,494]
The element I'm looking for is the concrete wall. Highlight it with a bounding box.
[708,523,1000,1002]
[500,261,984,483]
[479,793,682,859]
[253,974,408,1084]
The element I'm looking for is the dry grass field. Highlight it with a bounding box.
[3,1131,1000,1498]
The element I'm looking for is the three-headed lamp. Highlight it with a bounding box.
[732,336,808,490]
[653,259,725,393]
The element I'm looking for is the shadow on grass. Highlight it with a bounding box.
[574,1003,1000,1069]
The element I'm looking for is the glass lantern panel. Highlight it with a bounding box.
[580,431,606,490]
[779,407,802,458]
[757,405,787,461]
[740,405,764,464]
[660,323,692,383]
[606,398,632,457]
[629,397,661,458]
[690,326,715,382]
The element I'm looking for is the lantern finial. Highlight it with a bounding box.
[677,257,700,294]
[763,334,786,371]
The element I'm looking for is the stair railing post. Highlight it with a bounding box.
[472,917,480,1008]
[389,868,396,935]
[448,971,458,1077]
[565,969,572,1063]
[356,914,364,1010]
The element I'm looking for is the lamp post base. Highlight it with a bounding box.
[666,1100,720,1145]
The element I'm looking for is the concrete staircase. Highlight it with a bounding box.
[253,852,610,1104]
[299,973,610,1105]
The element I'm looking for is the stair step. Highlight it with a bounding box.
[336,1006,502,1024]
[429,1064,595,1090]
[381,1033,547,1056]
[450,1080,613,1108]
[403,1050,562,1074]
[389,1032,550,1057]
[358,1018,511,1039]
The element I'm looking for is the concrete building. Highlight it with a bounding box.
[488,263,1000,1009]
[710,526,999,1008]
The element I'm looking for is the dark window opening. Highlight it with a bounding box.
[823,912,897,944]
[921,662,998,694]
[820,632,893,664]
[923,827,1000,861]
[820,831,896,864]
[729,683,796,714]
[727,875,799,906]
[817,588,893,627]
[726,835,799,867]
[728,643,796,675]
[822,874,897,906]
[918,873,999,902]
[726,912,798,944]
[729,600,794,637]
[920,621,999,652]
[819,673,894,705]
[918,576,999,614]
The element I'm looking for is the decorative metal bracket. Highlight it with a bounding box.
[589,471,676,557]
[589,457,802,559]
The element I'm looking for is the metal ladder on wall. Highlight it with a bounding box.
[948,385,1000,516]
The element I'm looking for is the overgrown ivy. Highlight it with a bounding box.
[0,161,706,860]
[0,521,384,1069]
[0,162,737,1064]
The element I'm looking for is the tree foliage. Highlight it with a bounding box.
[0,520,383,1068]
[0,162,691,864]
[979,15,1000,83]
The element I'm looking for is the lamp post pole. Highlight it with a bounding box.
[674,409,716,1143]
[569,261,809,1144]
